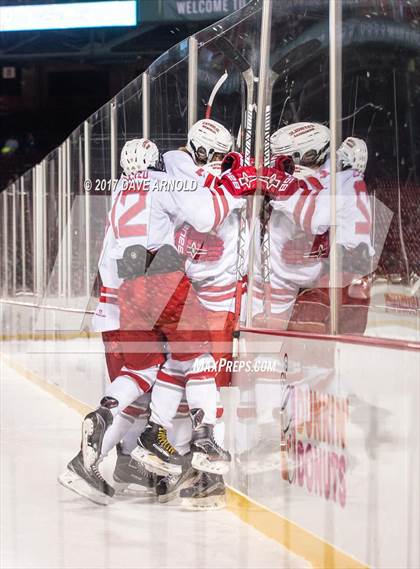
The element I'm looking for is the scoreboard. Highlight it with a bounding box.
[0,0,137,31]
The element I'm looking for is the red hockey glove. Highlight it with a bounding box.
[221,151,245,173]
[282,231,330,265]
[217,165,257,197]
[273,154,295,175]
[175,223,224,263]
[260,167,299,200]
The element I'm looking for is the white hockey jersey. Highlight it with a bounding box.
[318,160,374,254]
[164,152,247,313]
[92,162,244,329]
[267,165,327,286]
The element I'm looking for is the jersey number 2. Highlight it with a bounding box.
[112,192,147,238]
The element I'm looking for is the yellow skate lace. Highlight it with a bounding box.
[157,428,177,455]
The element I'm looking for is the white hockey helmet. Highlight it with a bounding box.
[337,137,368,174]
[186,119,232,165]
[120,138,159,175]
[270,122,330,167]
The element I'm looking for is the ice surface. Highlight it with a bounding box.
[0,357,310,569]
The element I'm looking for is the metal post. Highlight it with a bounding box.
[32,170,37,297]
[11,183,17,296]
[246,0,273,327]
[142,72,150,139]
[2,192,8,296]
[66,139,72,297]
[110,100,118,183]
[61,143,67,298]
[58,146,63,296]
[20,178,26,292]
[188,36,198,129]
[42,160,47,293]
[37,165,43,296]
[33,164,42,296]
[84,120,91,298]
[329,0,342,335]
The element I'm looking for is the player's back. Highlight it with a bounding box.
[319,162,374,254]
[109,171,174,258]
[267,167,326,285]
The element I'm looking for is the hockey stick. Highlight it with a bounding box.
[211,37,255,330]
[205,71,229,119]
[259,70,279,318]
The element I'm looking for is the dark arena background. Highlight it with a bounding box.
[1,2,419,569]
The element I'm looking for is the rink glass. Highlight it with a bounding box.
[0,2,419,568]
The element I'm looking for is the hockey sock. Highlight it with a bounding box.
[185,377,217,425]
[103,376,145,417]
[168,412,192,455]
[101,412,134,457]
[149,379,184,429]
[120,416,148,454]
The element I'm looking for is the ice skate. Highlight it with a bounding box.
[156,454,200,503]
[180,471,226,511]
[190,409,231,475]
[58,451,114,506]
[113,444,156,496]
[81,405,113,471]
[131,421,185,476]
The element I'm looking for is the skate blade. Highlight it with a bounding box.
[58,470,112,506]
[157,471,200,504]
[113,482,156,498]
[131,447,182,476]
[81,417,96,471]
[181,494,226,511]
[191,453,230,475]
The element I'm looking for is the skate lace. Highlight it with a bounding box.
[91,463,106,483]
[135,461,152,478]
[157,428,177,455]
[210,433,224,454]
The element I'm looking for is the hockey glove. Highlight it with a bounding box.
[217,165,257,197]
[282,231,330,265]
[221,151,245,173]
[273,154,295,175]
[260,167,299,200]
[175,223,224,263]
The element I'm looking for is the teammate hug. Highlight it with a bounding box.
[59,118,372,509]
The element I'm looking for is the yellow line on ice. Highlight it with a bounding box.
[226,487,368,569]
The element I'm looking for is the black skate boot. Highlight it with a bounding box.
[113,444,156,496]
[190,409,231,475]
[81,402,113,471]
[131,421,185,476]
[180,471,226,511]
[58,451,114,505]
[155,454,200,504]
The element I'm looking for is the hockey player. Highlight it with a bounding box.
[237,128,373,478]
[59,137,255,504]
[133,120,258,484]
[157,130,297,507]
[292,135,373,333]
[164,151,242,509]
[236,123,333,477]
[253,122,331,328]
